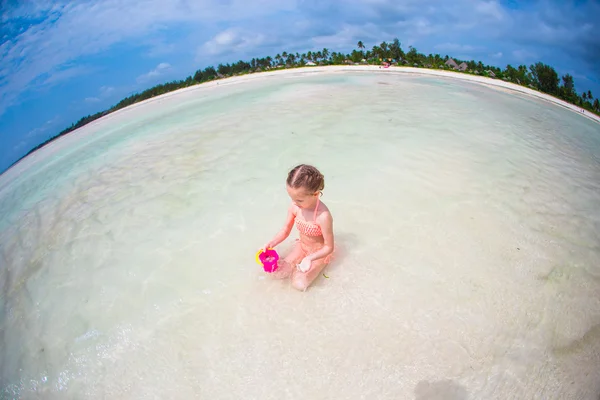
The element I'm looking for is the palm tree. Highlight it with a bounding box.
[588,90,593,100]
[390,38,404,62]
[379,41,389,60]
[357,41,365,59]
[426,54,434,67]
[322,48,330,62]
[300,53,307,65]
[371,45,380,61]
[287,53,296,66]
[583,92,588,101]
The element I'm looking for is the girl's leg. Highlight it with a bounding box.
[291,257,329,291]
[270,241,304,280]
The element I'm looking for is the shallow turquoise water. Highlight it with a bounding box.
[1,69,599,399]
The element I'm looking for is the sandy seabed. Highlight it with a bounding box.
[1,66,600,399]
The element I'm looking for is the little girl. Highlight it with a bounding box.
[263,164,335,291]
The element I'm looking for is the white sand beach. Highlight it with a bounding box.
[104,65,600,123]
[4,65,599,182]
[1,66,599,399]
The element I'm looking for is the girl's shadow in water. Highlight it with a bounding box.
[320,231,359,277]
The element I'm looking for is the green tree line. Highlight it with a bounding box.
[15,38,600,166]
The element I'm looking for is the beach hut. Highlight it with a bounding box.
[306,61,316,66]
[457,62,468,72]
[445,58,459,69]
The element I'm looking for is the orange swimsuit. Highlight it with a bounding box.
[294,197,333,264]
[295,197,323,236]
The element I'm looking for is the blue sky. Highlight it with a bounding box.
[1,0,599,172]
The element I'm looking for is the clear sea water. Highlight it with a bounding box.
[1,69,599,399]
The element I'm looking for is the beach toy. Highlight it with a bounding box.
[255,248,279,273]
[297,258,311,272]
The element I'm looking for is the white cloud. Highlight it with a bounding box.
[434,43,478,53]
[99,85,115,96]
[45,115,61,125]
[1,2,61,22]
[13,140,28,152]
[0,0,297,116]
[136,63,171,83]
[491,51,503,58]
[21,115,61,145]
[143,37,177,57]
[24,127,45,139]
[311,23,383,49]
[200,28,267,57]
[395,17,438,38]
[85,85,116,103]
[42,65,95,86]
[475,0,505,21]
[512,49,538,62]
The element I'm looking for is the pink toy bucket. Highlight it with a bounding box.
[256,248,279,273]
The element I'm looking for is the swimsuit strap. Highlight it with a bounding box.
[313,193,321,223]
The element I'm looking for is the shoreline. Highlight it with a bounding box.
[96,65,600,124]
[3,65,599,180]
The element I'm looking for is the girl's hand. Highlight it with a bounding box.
[297,257,312,272]
[263,242,273,252]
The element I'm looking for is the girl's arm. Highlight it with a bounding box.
[264,204,296,250]
[305,212,334,262]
